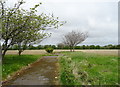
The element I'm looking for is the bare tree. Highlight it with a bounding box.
[63,31,88,52]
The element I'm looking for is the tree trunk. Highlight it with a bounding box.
[70,46,72,52]
[2,49,7,59]
[18,50,22,56]
[70,46,74,52]
[2,43,13,59]
[2,39,10,59]
[0,49,2,61]
[18,42,22,56]
[72,46,75,52]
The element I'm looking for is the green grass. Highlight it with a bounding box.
[2,54,46,80]
[59,51,119,85]
[0,62,2,81]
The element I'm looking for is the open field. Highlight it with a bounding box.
[79,50,119,56]
[6,49,119,56]
[3,49,119,85]
[59,51,119,85]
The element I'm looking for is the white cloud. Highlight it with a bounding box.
[5,0,118,45]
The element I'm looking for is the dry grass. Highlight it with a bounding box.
[6,50,47,55]
[79,49,118,56]
[6,49,119,56]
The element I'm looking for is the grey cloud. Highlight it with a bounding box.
[6,0,118,46]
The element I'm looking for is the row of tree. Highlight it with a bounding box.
[0,0,65,58]
[8,44,120,50]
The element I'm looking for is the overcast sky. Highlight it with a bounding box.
[7,0,119,46]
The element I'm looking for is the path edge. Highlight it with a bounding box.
[2,56,44,85]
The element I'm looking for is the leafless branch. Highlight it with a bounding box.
[63,30,88,52]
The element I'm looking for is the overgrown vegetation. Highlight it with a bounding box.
[45,47,54,53]
[59,52,118,85]
[59,56,75,85]
[2,55,45,80]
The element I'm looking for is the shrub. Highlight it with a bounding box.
[45,47,54,53]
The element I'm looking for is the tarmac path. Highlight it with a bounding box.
[5,56,59,85]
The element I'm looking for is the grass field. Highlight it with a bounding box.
[2,55,45,80]
[2,50,119,85]
[59,51,119,85]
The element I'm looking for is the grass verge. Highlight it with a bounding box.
[59,51,119,85]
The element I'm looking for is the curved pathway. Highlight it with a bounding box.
[6,56,59,85]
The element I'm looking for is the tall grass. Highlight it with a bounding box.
[59,52,119,85]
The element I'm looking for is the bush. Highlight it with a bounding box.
[45,47,54,53]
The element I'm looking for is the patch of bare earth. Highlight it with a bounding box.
[6,49,118,56]
[6,50,47,55]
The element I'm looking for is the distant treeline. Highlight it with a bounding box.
[8,44,120,50]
